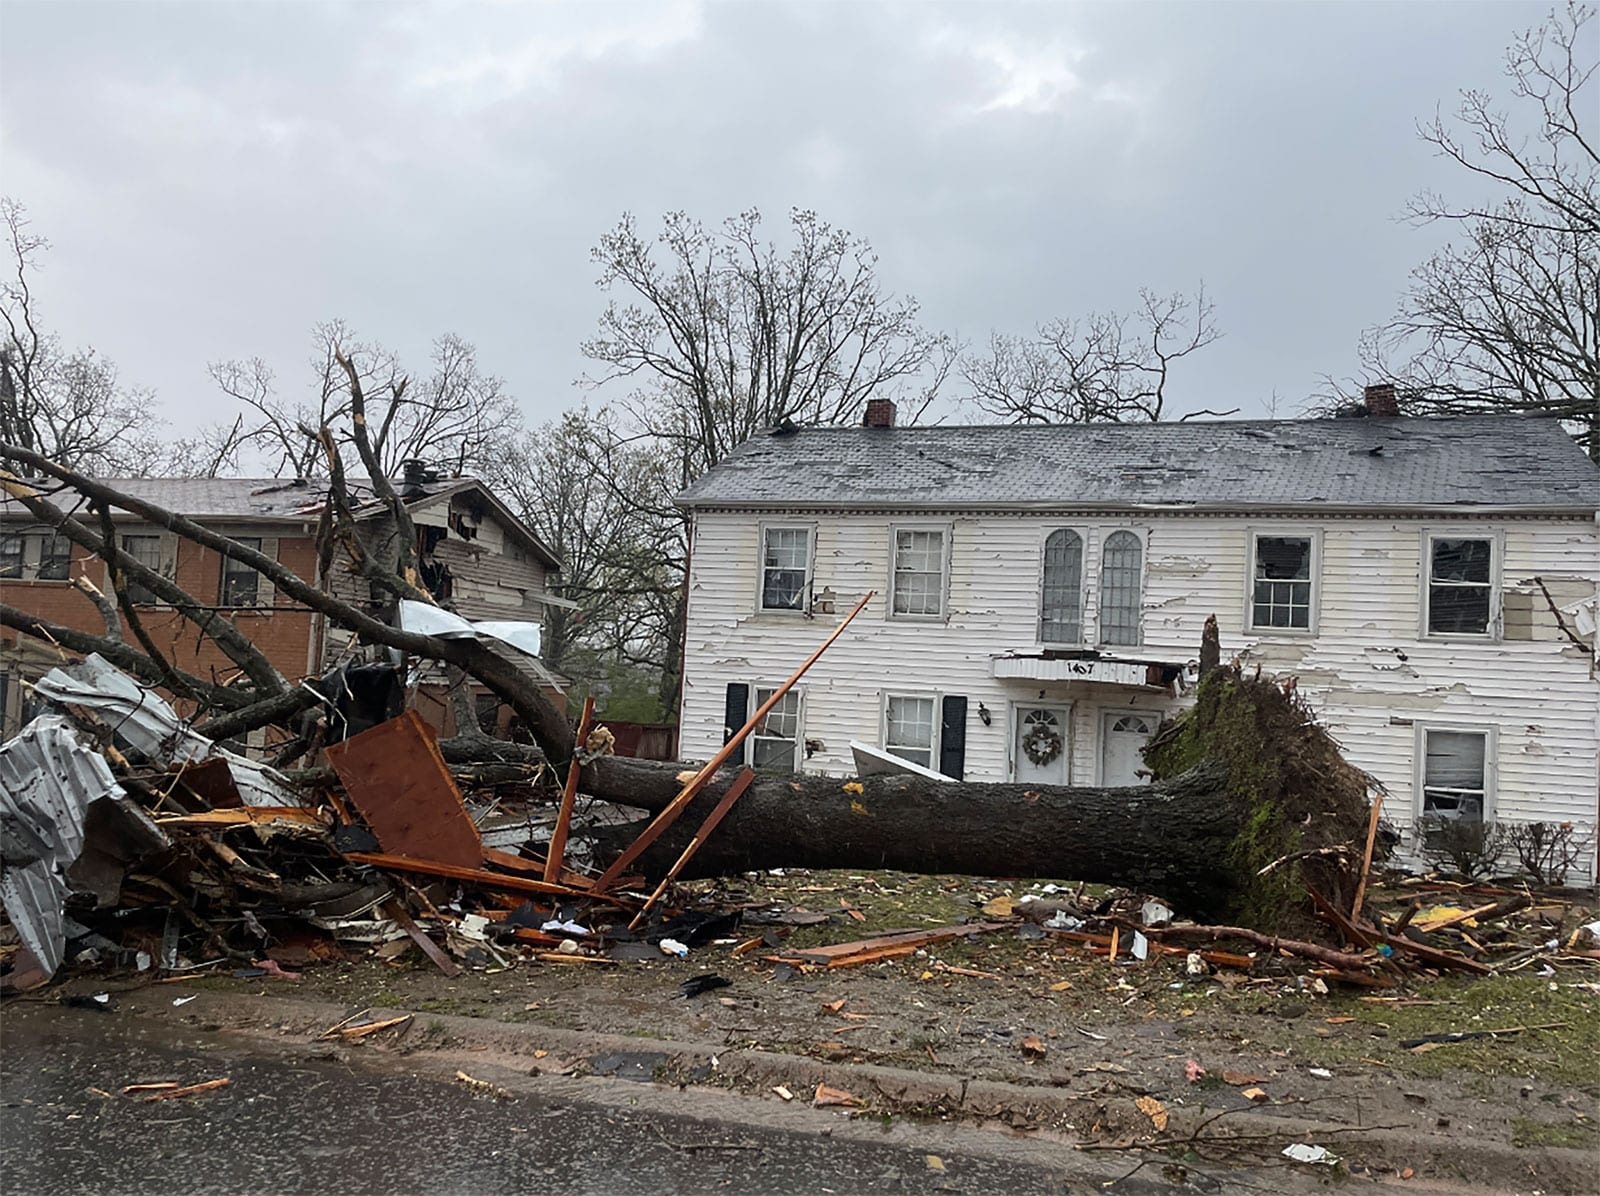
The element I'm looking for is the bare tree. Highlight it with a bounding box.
[583,208,954,472]
[964,287,1227,423]
[0,199,162,472]
[484,411,678,683]
[209,321,520,478]
[1327,3,1599,457]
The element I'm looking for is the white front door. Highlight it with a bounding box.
[1013,705,1069,785]
[1101,711,1157,785]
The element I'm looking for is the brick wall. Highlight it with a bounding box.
[1,526,323,726]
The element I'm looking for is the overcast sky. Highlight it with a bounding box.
[1,0,1537,437]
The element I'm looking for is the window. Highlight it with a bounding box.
[37,535,70,581]
[220,537,263,607]
[1250,534,1314,630]
[1098,530,1142,646]
[1427,536,1493,636]
[1421,728,1489,823]
[1039,529,1084,644]
[885,694,937,768]
[120,534,166,604]
[891,527,946,618]
[1,533,72,581]
[749,687,802,772]
[760,526,810,611]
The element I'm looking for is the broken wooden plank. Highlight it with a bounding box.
[630,767,757,928]
[155,807,328,829]
[544,694,595,883]
[776,921,1008,965]
[143,1077,229,1101]
[350,852,596,900]
[591,591,873,894]
[382,900,463,978]
[1351,787,1384,922]
[325,710,482,868]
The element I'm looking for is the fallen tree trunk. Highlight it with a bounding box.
[588,762,1247,916]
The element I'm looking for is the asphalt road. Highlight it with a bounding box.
[0,1001,1156,1196]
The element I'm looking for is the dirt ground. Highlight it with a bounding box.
[142,868,1598,1175]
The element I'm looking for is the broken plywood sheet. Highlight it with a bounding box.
[325,710,482,868]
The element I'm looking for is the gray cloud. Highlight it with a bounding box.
[1,0,1533,435]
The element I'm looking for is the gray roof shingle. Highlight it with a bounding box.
[676,416,1600,512]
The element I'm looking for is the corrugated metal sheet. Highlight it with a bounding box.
[0,715,163,978]
[31,654,299,807]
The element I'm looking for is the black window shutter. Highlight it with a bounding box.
[724,683,750,745]
[939,695,967,780]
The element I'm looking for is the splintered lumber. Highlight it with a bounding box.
[773,921,1008,967]
[591,591,873,895]
[630,767,756,928]
[143,1077,230,1101]
[155,807,328,829]
[347,853,594,899]
[383,900,462,978]
[326,710,483,868]
[1417,895,1531,933]
[544,694,595,883]
[1351,787,1384,921]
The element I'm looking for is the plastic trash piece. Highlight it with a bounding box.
[659,938,689,957]
[1282,1144,1339,1165]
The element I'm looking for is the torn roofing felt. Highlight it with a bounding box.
[0,715,166,978]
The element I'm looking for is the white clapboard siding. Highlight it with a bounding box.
[681,509,1599,878]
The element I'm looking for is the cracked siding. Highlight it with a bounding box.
[682,510,1599,871]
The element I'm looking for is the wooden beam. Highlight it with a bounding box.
[591,591,874,894]
[1351,787,1384,922]
[544,695,595,883]
[630,767,757,927]
[347,852,595,899]
[382,900,462,978]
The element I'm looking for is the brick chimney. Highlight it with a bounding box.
[1363,383,1399,418]
[863,398,897,429]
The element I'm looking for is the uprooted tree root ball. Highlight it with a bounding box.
[1144,668,1378,934]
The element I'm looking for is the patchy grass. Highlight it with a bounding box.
[1511,1116,1598,1150]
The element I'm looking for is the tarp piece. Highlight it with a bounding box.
[397,600,542,658]
[0,715,167,980]
[31,654,300,808]
[325,710,484,868]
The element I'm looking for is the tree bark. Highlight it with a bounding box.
[586,760,1243,917]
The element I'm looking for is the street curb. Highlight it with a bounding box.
[125,988,1598,1194]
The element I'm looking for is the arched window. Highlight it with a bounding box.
[1098,531,1143,646]
[1039,529,1084,644]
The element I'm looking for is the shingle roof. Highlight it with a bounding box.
[676,416,1600,512]
[2,475,562,567]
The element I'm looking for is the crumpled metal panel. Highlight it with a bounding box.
[32,654,300,808]
[0,715,163,978]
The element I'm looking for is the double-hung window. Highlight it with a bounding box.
[1039,529,1084,644]
[0,533,71,581]
[1426,536,1494,636]
[1421,728,1489,824]
[120,534,166,605]
[1098,530,1143,646]
[220,537,264,607]
[749,686,802,772]
[885,694,937,768]
[890,527,947,618]
[1249,534,1315,630]
[760,526,810,612]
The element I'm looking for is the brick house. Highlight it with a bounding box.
[0,473,567,737]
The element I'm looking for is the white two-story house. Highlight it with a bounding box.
[675,399,1600,879]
